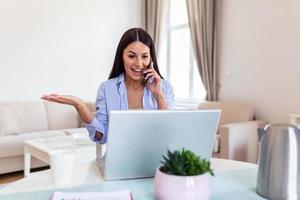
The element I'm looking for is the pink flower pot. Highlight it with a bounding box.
[154,168,212,200]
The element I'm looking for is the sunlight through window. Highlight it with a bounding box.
[164,0,206,102]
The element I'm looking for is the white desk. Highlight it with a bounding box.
[2,150,98,194]
[0,157,264,200]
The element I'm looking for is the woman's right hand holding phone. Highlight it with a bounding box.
[143,62,168,109]
[143,63,162,93]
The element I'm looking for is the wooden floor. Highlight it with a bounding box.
[0,167,50,185]
[0,171,23,184]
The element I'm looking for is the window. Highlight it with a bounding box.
[160,0,206,102]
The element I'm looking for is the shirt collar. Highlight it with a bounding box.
[116,73,125,86]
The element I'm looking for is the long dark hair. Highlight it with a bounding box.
[108,28,163,79]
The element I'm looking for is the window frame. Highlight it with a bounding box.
[165,1,202,103]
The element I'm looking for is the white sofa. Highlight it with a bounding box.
[0,101,94,175]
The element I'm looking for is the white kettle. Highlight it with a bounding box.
[257,123,300,199]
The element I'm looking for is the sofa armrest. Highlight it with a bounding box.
[219,120,268,163]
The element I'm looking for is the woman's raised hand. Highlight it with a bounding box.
[143,68,168,109]
[143,68,163,96]
[41,94,83,107]
[41,94,93,123]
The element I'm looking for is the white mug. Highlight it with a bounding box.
[49,149,75,186]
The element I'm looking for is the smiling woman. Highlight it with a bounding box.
[42,28,175,145]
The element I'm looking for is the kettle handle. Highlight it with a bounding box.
[266,123,299,130]
[257,124,272,142]
[258,123,299,142]
[257,128,266,142]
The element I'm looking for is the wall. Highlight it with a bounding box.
[0,0,142,102]
[217,0,300,123]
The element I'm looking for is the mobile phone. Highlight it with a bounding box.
[144,60,154,84]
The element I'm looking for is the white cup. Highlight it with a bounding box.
[49,149,75,186]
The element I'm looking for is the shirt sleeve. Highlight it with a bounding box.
[85,83,108,144]
[162,80,175,109]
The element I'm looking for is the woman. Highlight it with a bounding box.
[42,28,174,144]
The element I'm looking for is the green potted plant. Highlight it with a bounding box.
[155,148,214,200]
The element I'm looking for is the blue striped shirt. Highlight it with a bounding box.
[85,73,175,144]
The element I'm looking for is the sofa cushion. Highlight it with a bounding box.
[0,106,20,136]
[44,102,81,130]
[0,156,48,175]
[0,130,66,158]
[0,102,48,133]
[198,101,254,126]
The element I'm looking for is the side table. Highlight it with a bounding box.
[24,134,95,177]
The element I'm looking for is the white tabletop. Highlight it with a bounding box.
[24,133,95,153]
[0,154,257,195]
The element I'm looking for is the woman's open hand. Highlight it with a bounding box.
[41,94,83,107]
[41,94,93,123]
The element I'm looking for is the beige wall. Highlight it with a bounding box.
[217,0,300,123]
[0,0,142,102]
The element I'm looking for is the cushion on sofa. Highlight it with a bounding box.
[0,106,20,136]
[0,130,67,158]
[0,102,48,133]
[198,101,254,126]
[44,102,81,130]
[0,156,47,175]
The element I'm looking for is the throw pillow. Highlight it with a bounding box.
[0,106,20,136]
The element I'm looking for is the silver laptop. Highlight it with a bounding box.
[96,110,220,180]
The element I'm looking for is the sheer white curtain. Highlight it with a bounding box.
[186,0,218,101]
